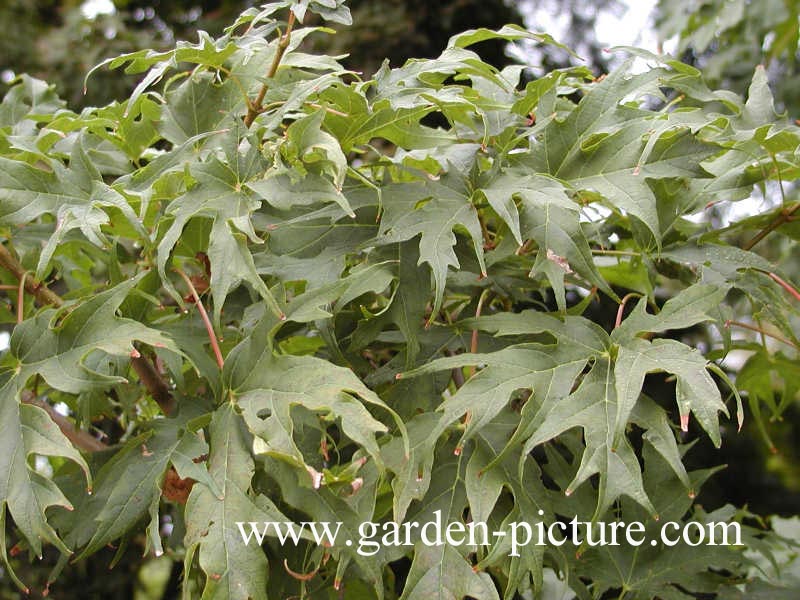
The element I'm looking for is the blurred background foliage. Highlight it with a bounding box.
[0,0,526,108]
[0,0,798,597]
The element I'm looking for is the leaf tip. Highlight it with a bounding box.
[306,465,323,489]
[680,414,689,432]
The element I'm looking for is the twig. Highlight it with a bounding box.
[743,202,799,251]
[615,292,642,328]
[725,320,798,350]
[243,11,297,127]
[175,268,224,369]
[0,243,64,308]
[131,354,176,415]
[444,349,465,389]
[515,239,534,256]
[767,272,800,302]
[16,272,26,324]
[469,289,491,377]
[21,390,107,453]
[591,248,641,257]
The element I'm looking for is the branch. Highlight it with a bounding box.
[131,353,176,415]
[0,243,63,308]
[243,11,297,127]
[767,272,800,302]
[743,202,799,251]
[725,319,799,350]
[469,289,491,377]
[21,390,107,453]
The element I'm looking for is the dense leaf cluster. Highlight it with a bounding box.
[0,1,798,597]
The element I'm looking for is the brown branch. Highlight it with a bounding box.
[0,243,63,308]
[131,354,176,415]
[469,289,491,377]
[444,349,465,389]
[21,390,107,453]
[743,202,799,251]
[243,11,297,127]
[1,242,177,415]
[16,271,26,324]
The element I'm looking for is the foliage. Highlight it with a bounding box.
[0,1,799,598]
[0,0,523,110]
[655,0,800,113]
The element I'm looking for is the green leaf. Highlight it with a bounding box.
[156,152,283,322]
[234,353,402,471]
[447,24,574,57]
[158,72,241,145]
[184,404,289,600]
[480,171,616,308]
[0,398,90,576]
[401,543,500,600]
[400,342,590,454]
[280,110,349,195]
[519,64,718,243]
[3,277,175,394]
[612,283,726,341]
[70,414,218,559]
[377,173,486,317]
[0,135,145,279]
[526,357,658,519]
[615,338,728,447]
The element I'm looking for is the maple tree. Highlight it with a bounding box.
[0,1,798,598]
